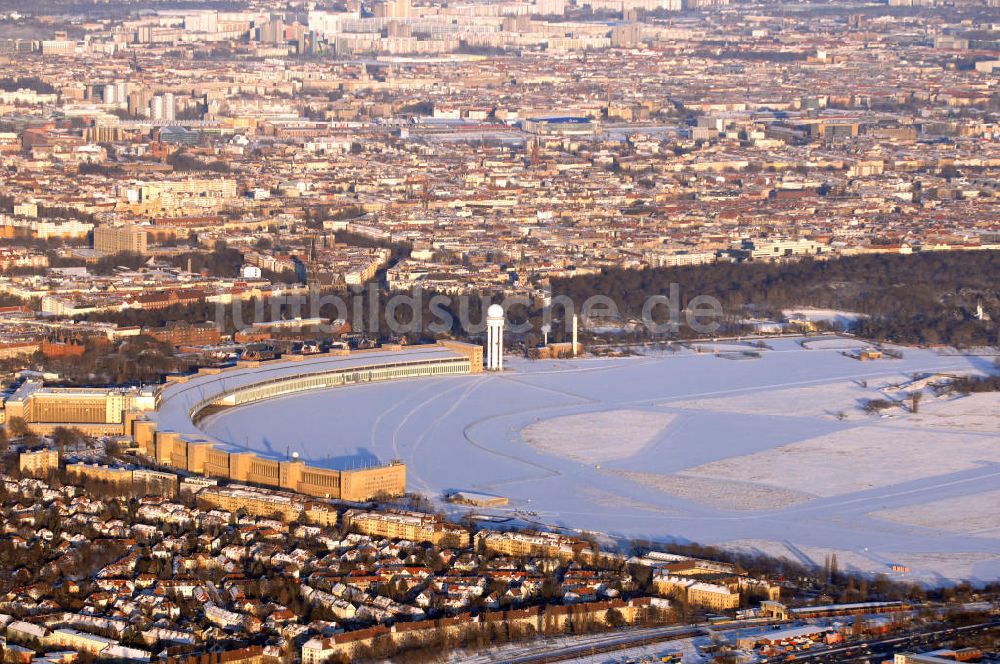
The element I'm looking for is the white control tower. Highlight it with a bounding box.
[486,303,505,371]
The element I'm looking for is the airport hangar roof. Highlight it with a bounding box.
[150,344,466,451]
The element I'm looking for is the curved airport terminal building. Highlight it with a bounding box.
[125,341,484,502]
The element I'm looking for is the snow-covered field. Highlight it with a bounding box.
[201,336,1000,584]
[725,539,999,586]
[873,489,1000,535]
[684,425,999,498]
[522,410,675,464]
[670,378,879,420]
[611,471,816,511]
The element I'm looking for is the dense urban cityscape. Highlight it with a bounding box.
[0,0,997,661]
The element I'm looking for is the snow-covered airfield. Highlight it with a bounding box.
[201,336,1000,584]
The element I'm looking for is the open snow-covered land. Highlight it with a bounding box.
[201,336,1000,584]
[522,409,676,464]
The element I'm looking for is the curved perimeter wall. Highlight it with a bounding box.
[128,341,483,501]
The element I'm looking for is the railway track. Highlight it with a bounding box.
[500,626,706,664]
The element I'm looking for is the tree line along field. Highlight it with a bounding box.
[551,250,1000,347]
[5,250,997,387]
